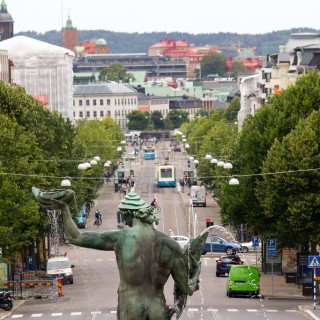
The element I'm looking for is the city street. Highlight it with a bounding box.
[4,140,310,319]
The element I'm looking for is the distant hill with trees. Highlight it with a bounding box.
[15,28,319,57]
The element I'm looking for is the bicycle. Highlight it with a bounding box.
[151,204,161,213]
[94,218,102,227]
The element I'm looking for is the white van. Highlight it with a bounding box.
[46,256,74,284]
[189,185,207,207]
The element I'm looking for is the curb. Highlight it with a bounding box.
[0,299,26,320]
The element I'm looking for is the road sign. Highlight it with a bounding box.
[251,235,259,247]
[267,239,276,248]
[268,248,277,257]
[309,256,320,268]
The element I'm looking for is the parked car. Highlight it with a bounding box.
[216,254,242,277]
[240,241,262,253]
[173,146,181,152]
[170,235,190,249]
[226,265,260,297]
[203,235,241,255]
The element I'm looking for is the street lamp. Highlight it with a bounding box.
[229,177,239,185]
[217,160,225,167]
[224,162,233,169]
[61,177,71,187]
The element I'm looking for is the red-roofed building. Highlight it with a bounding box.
[226,57,264,73]
[148,38,220,77]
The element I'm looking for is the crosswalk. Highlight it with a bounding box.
[9,308,298,319]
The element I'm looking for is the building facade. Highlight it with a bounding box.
[0,48,9,82]
[0,36,75,119]
[61,15,78,52]
[73,83,139,130]
[0,0,13,41]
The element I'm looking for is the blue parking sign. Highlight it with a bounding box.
[251,235,259,247]
[267,239,276,248]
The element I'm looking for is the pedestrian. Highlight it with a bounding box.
[122,183,128,195]
[94,208,102,226]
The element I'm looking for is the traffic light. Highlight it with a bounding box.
[206,219,214,228]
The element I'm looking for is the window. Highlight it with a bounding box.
[93,99,97,106]
[107,99,110,105]
[100,99,104,105]
[86,111,90,117]
[73,100,75,106]
[100,111,104,117]
[79,100,83,106]
[93,111,97,117]
[86,99,90,106]
[115,99,117,105]
[79,111,83,117]
[107,111,111,116]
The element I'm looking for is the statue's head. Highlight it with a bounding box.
[118,192,159,226]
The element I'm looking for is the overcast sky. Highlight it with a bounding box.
[9,0,320,35]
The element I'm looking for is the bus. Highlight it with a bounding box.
[156,164,176,187]
[144,146,155,160]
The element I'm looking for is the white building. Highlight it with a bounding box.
[238,33,320,131]
[0,36,75,119]
[73,83,138,130]
[0,49,9,83]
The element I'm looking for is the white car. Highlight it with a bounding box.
[170,235,190,249]
[240,241,262,253]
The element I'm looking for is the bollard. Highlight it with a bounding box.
[57,278,63,297]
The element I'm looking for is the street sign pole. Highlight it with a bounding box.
[314,269,317,310]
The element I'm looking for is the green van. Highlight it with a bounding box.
[226,265,260,297]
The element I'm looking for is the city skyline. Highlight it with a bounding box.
[9,0,320,35]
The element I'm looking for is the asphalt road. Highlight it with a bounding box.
[5,141,310,319]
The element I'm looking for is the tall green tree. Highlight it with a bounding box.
[256,110,320,248]
[99,64,135,83]
[201,52,227,78]
[127,110,149,130]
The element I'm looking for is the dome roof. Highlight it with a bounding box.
[96,38,107,45]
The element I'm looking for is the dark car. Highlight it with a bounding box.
[216,254,242,277]
[173,146,181,152]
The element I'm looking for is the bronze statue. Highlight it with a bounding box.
[32,188,207,320]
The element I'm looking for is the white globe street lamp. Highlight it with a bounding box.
[90,159,98,166]
[229,177,240,185]
[61,177,71,187]
[78,163,87,170]
[210,158,218,164]
[217,161,225,167]
[224,162,233,169]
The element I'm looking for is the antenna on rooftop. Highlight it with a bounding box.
[61,0,64,29]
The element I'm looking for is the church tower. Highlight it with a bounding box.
[0,0,13,41]
[61,15,77,52]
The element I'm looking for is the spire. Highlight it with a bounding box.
[0,0,7,12]
[65,15,74,29]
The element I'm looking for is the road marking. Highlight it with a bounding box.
[70,312,82,315]
[246,309,258,312]
[31,315,43,318]
[285,310,297,312]
[188,308,199,311]
[266,309,278,312]
[51,313,63,316]
[207,308,218,312]
[91,311,102,314]
[227,309,238,312]
[11,316,23,319]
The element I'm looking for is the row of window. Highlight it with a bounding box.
[75,109,133,118]
[73,98,137,107]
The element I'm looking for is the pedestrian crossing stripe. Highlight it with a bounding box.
[308,256,320,268]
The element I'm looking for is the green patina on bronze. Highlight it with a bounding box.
[32,187,207,320]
